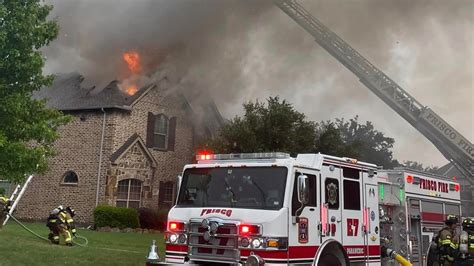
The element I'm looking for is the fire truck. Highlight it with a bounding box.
[160,152,461,265]
[378,169,461,265]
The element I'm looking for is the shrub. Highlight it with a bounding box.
[93,205,139,229]
[138,208,169,231]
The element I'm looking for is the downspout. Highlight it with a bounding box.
[96,108,107,207]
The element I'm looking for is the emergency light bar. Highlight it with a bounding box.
[196,152,290,161]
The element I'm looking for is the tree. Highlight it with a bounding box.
[202,97,400,169]
[316,117,400,169]
[0,1,70,183]
[201,96,318,156]
[403,160,440,173]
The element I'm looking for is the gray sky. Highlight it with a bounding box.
[43,0,473,168]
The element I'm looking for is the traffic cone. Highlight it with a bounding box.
[145,240,160,265]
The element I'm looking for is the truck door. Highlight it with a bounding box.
[341,167,365,258]
[289,168,320,262]
[320,164,343,244]
[363,178,380,262]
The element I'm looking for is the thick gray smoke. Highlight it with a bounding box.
[43,0,473,167]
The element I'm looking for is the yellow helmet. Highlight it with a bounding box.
[445,214,459,224]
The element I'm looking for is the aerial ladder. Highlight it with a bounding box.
[273,0,474,181]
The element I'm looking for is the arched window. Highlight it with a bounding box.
[116,179,142,209]
[62,171,78,184]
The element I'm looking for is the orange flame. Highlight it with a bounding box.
[123,51,141,74]
[126,85,138,95]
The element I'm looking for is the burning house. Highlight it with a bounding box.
[13,52,224,223]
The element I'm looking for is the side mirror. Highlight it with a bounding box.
[175,174,183,203]
[297,174,309,205]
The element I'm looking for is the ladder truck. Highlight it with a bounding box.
[272,0,474,181]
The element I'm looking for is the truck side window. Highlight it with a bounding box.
[291,173,316,216]
[325,178,339,209]
[343,180,360,210]
[343,167,360,179]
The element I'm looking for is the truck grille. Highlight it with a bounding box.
[188,219,239,263]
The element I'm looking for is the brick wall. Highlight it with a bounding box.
[16,81,195,223]
[16,111,111,223]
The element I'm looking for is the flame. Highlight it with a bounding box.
[122,51,142,95]
[126,85,138,95]
[123,51,141,74]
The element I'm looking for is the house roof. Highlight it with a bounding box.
[437,162,473,185]
[35,72,225,137]
[33,72,154,111]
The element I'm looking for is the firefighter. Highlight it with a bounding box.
[64,206,77,236]
[454,217,474,265]
[46,206,63,244]
[0,196,12,227]
[438,214,460,266]
[57,206,76,246]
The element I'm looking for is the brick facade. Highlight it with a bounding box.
[16,80,196,223]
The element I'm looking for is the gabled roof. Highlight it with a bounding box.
[33,73,136,111]
[110,133,157,167]
[35,72,225,138]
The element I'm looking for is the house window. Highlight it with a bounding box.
[154,114,169,149]
[159,181,175,209]
[116,179,142,209]
[146,113,177,151]
[62,171,78,184]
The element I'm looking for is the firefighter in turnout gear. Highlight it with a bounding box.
[46,206,63,244]
[57,206,75,246]
[0,196,12,228]
[438,215,460,266]
[454,218,474,265]
[64,206,76,237]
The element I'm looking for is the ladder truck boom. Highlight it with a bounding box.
[273,0,473,179]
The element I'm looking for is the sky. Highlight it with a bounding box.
[42,0,473,168]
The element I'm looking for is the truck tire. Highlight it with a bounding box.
[318,253,343,266]
[314,240,350,266]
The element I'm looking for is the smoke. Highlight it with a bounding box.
[43,0,473,167]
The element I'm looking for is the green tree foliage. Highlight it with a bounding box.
[316,117,400,168]
[403,160,439,173]
[203,97,401,169]
[0,1,70,182]
[202,96,317,156]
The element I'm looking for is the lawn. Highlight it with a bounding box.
[0,221,165,266]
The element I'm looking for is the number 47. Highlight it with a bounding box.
[347,219,359,236]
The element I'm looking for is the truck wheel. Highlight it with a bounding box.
[318,253,343,266]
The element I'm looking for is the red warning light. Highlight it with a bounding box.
[406,175,413,184]
[455,184,460,192]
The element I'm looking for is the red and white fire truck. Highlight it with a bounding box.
[161,153,461,265]
[378,169,461,265]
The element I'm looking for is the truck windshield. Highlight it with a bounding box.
[177,167,288,210]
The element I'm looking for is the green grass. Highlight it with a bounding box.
[0,221,165,266]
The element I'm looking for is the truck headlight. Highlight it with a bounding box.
[251,238,263,249]
[169,233,178,244]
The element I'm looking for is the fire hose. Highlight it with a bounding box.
[6,213,88,247]
[383,247,412,266]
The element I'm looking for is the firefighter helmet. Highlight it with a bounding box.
[462,218,474,230]
[66,206,75,217]
[445,214,459,225]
